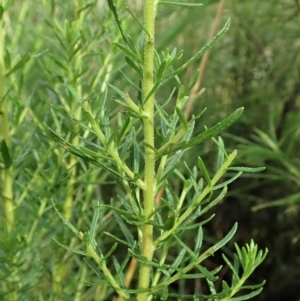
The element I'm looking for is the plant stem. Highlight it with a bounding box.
[86,243,130,300]
[0,10,20,301]
[0,7,14,235]
[137,0,156,300]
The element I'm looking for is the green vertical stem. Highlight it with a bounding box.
[137,0,156,300]
[0,10,20,301]
[0,9,14,234]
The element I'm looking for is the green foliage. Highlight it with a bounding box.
[1,0,288,300]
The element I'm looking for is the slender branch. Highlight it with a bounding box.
[137,0,157,300]
[83,107,145,189]
[154,150,237,246]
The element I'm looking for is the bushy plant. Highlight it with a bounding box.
[0,0,268,300]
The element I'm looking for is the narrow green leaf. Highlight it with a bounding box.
[107,0,129,47]
[158,107,243,156]
[121,215,146,226]
[156,60,167,82]
[90,201,100,240]
[50,107,62,134]
[154,127,164,144]
[228,166,266,173]
[196,265,217,281]
[120,129,133,159]
[191,107,207,122]
[173,234,197,261]
[194,186,227,218]
[144,74,172,103]
[103,243,118,262]
[5,52,31,76]
[180,214,215,231]
[103,231,132,248]
[1,139,12,168]
[133,137,140,174]
[198,157,211,187]
[127,34,143,62]
[175,107,188,130]
[103,112,111,140]
[215,136,226,170]
[154,49,162,68]
[213,223,238,252]
[155,102,170,127]
[164,187,177,209]
[77,146,107,159]
[194,226,203,256]
[112,256,126,287]
[51,238,86,256]
[99,85,108,117]
[166,49,184,70]
[114,42,141,63]
[238,280,266,290]
[180,206,202,227]
[165,18,231,80]
[159,151,184,183]
[51,199,80,236]
[161,87,177,109]
[115,251,131,280]
[123,110,144,119]
[113,210,135,245]
[64,79,82,103]
[129,251,171,276]
[230,288,263,301]
[117,117,131,145]
[159,1,203,7]
[167,249,186,275]
[119,69,141,91]
[107,126,120,147]
[124,56,143,77]
[184,69,200,96]
[84,257,106,279]
[144,142,158,153]
[48,53,67,70]
[212,171,243,191]
[107,83,127,98]
[188,107,243,147]
[222,254,240,285]
[114,97,131,109]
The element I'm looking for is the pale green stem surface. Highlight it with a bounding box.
[0,9,19,301]
[137,0,157,300]
[0,6,14,235]
[86,242,130,299]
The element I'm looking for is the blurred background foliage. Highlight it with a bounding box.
[0,0,299,300]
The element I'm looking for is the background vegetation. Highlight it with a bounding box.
[0,0,299,300]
